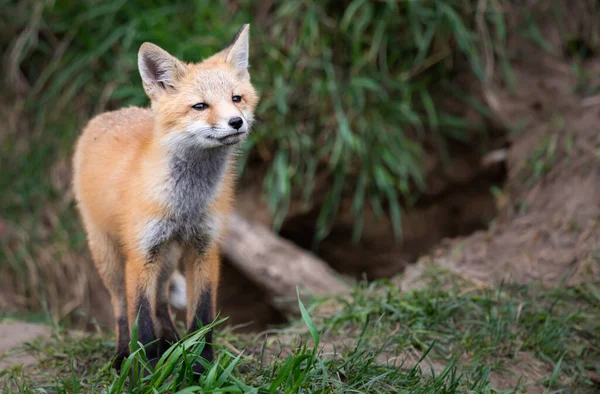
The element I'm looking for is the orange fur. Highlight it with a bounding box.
[72,25,258,371]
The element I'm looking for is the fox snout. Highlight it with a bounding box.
[217,118,247,145]
[228,116,243,130]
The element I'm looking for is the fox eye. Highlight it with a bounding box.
[232,95,242,103]
[192,103,209,110]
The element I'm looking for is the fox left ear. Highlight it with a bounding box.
[138,42,186,99]
[225,24,250,79]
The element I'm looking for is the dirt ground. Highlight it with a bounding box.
[0,322,51,370]
[403,48,600,289]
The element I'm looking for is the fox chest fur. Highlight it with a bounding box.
[139,146,230,258]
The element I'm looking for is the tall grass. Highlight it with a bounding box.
[246,0,502,239]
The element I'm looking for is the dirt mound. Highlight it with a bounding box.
[406,50,600,287]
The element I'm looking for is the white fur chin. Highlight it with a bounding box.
[165,128,219,151]
[169,270,187,310]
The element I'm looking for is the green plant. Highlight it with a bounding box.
[2,277,599,393]
[523,134,558,185]
[247,0,497,240]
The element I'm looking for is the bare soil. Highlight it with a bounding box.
[0,322,51,370]
[404,49,600,289]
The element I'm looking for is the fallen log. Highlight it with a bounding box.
[222,212,350,314]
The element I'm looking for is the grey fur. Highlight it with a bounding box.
[141,144,231,260]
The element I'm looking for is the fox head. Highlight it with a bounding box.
[138,24,258,150]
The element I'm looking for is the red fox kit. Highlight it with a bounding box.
[72,25,258,371]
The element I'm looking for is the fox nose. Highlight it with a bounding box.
[228,117,243,130]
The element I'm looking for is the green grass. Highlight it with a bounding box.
[522,134,558,186]
[2,272,599,393]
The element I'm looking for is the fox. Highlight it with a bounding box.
[72,24,258,372]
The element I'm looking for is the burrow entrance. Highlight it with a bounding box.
[219,137,508,331]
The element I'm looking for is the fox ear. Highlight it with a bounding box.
[225,24,250,79]
[138,43,186,98]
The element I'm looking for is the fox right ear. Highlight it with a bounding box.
[225,24,250,79]
[138,43,186,98]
